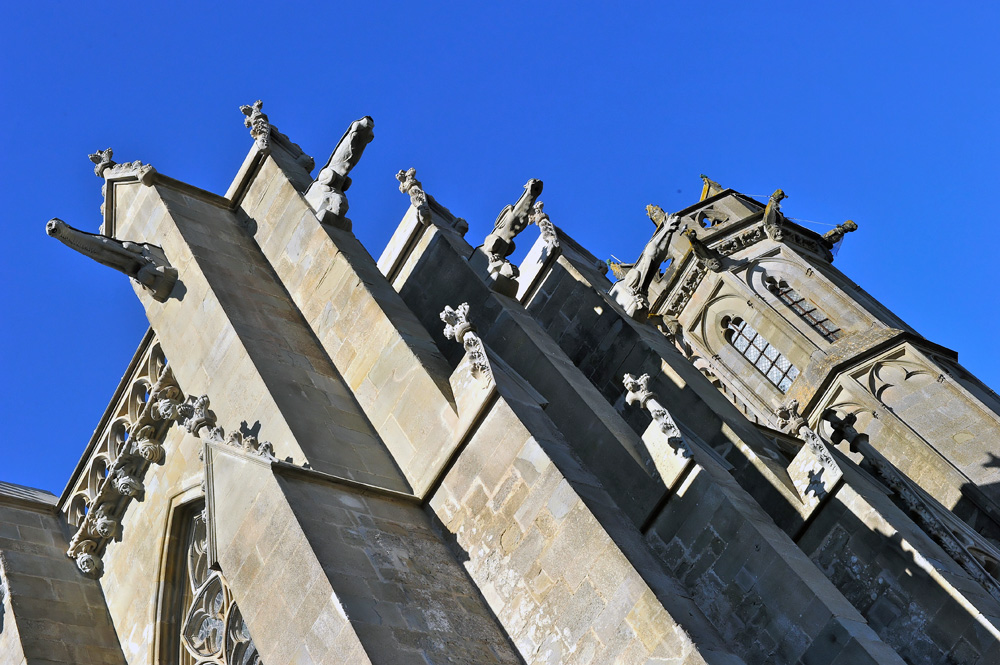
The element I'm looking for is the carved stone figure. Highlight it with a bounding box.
[476,179,544,294]
[304,116,375,230]
[681,229,722,271]
[822,219,858,247]
[46,218,178,302]
[613,205,681,317]
[762,189,787,241]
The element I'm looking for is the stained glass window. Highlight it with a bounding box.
[723,316,799,392]
[766,278,841,341]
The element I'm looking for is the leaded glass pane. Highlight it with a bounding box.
[752,335,767,350]
[734,336,750,352]
[787,365,800,380]
[767,366,784,384]
[764,346,779,360]
[755,355,771,373]
[746,347,761,363]
[778,376,793,392]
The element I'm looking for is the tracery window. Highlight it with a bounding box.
[723,316,799,392]
[175,505,262,665]
[765,277,841,341]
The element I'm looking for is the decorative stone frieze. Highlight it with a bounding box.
[304,115,375,230]
[89,147,156,185]
[440,303,492,381]
[662,259,709,316]
[46,217,178,302]
[623,373,691,458]
[823,409,1000,602]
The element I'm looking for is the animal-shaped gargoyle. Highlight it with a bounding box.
[304,116,375,230]
[46,218,178,302]
[483,178,544,273]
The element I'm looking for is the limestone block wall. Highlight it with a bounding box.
[429,371,743,664]
[207,443,521,664]
[799,461,1000,664]
[233,150,461,496]
[0,486,125,665]
[519,242,809,534]
[109,176,408,491]
[387,223,667,526]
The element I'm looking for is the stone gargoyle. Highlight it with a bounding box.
[46,218,178,302]
[304,116,375,230]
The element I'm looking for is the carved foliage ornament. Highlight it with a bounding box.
[66,372,279,578]
[441,303,492,381]
[240,100,270,151]
[623,373,691,458]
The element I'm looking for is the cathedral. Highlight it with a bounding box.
[2,102,999,664]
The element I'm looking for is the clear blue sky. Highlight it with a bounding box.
[2,2,998,494]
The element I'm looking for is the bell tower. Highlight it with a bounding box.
[626,179,1000,539]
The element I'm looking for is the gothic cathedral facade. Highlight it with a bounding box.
[2,103,999,664]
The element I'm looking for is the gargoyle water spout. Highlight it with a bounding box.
[304,115,375,230]
[46,218,178,302]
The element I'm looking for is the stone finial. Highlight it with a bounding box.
[622,373,690,458]
[681,228,722,271]
[611,205,681,318]
[775,399,807,434]
[822,220,858,247]
[89,148,115,177]
[304,116,375,230]
[762,188,787,241]
[440,303,492,381]
[396,167,431,225]
[240,100,270,151]
[700,174,724,200]
[529,201,559,250]
[45,218,178,302]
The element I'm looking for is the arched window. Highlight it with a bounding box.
[765,277,841,341]
[723,316,799,392]
[163,501,262,665]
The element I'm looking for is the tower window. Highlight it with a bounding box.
[766,278,841,341]
[723,316,799,392]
